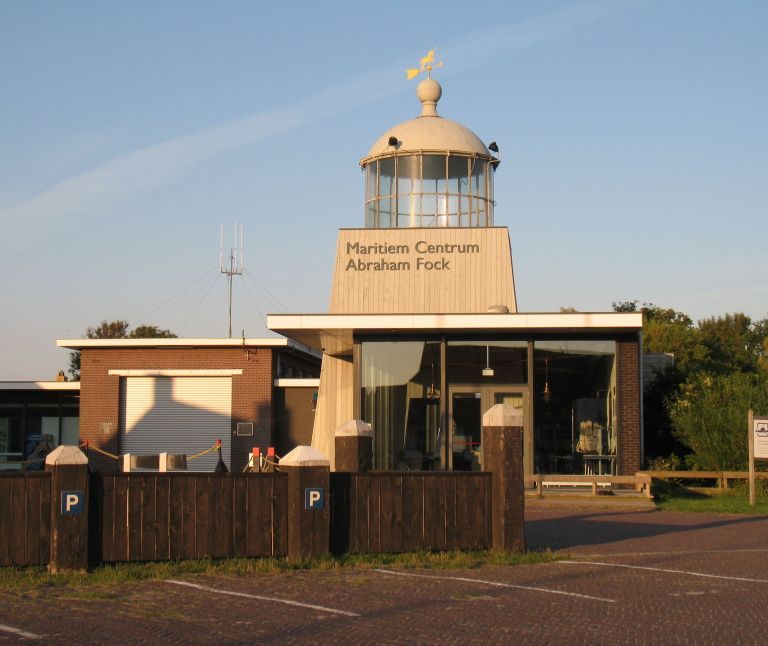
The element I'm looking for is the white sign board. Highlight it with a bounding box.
[754,416,768,460]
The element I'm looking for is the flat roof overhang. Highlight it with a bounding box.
[56,337,321,358]
[0,381,80,391]
[267,312,643,355]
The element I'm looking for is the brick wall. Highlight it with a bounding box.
[79,347,274,472]
[617,337,642,475]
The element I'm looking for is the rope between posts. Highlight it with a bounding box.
[80,441,120,461]
[187,440,222,461]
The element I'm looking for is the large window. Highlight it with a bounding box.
[0,405,23,467]
[0,392,80,471]
[361,341,441,470]
[364,154,494,228]
[359,336,621,475]
[533,340,617,475]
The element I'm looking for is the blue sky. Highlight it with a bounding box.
[1,0,766,379]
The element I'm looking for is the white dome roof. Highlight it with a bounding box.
[363,79,491,162]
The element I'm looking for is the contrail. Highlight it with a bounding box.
[0,0,643,228]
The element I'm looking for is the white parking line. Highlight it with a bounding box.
[0,623,42,640]
[372,569,615,603]
[560,561,768,584]
[164,580,360,617]
[572,548,768,558]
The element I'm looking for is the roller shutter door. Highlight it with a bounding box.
[120,376,231,472]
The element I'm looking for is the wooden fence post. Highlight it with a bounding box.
[334,420,373,473]
[482,404,525,553]
[45,446,89,572]
[281,446,331,561]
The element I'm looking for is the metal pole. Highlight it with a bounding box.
[749,409,755,507]
[227,252,234,338]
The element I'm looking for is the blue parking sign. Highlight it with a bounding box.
[304,487,325,510]
[61,491,84,515]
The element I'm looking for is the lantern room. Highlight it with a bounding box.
[360,78,499,229]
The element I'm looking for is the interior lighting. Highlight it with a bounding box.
[482,345,494,377]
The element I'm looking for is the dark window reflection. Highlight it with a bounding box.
[533,341,616,475]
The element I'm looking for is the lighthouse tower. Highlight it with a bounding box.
[326,78,517,316]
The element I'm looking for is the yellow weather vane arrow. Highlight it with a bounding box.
[406,49,443,80]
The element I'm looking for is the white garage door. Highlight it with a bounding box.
[120,376,231,472]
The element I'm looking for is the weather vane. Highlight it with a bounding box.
[406,49,443,80]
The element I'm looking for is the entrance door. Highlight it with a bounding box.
[449,385,528,471]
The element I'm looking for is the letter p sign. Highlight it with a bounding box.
[61,491,84,515]
[304,487,325,510]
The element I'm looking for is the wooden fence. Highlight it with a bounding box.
[0,472,51,567]
[331,472,492,554]
[89,473,288,563]
[637,470,768,489]
[2,469,500,568]
[524,474,653,498]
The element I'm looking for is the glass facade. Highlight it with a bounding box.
[533,341,617,475]
[360,336,621,474]
[0,391,80,471]
[361,341,442,471]
[364,154,494,228]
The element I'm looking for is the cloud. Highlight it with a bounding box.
[0,0,641,227]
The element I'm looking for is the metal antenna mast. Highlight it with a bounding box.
[219,224,244,338]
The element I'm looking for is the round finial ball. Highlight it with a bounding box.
[416,78,442,105]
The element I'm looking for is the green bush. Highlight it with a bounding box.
[669,371,768,471]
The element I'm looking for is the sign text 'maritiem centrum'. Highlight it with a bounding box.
[345,240,481,272]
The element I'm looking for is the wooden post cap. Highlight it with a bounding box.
[482,403,523,427]
[280,445,331,467]
[334,419,373,437]
[45,445,88,466]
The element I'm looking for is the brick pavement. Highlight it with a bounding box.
[2,509,767,644]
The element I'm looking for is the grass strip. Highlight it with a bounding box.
[653,480,768,515]
[0,549,562,592]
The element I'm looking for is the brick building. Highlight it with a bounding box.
[56,338,319,472]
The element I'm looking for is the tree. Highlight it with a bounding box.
[761,337,768,372]
[638,305,708,375]
[698,313,756,374]
[612,300,638,312]
[748,316,768,367]
[67,320,176,379]
[669,371,768,470]
[130,325,177,339]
